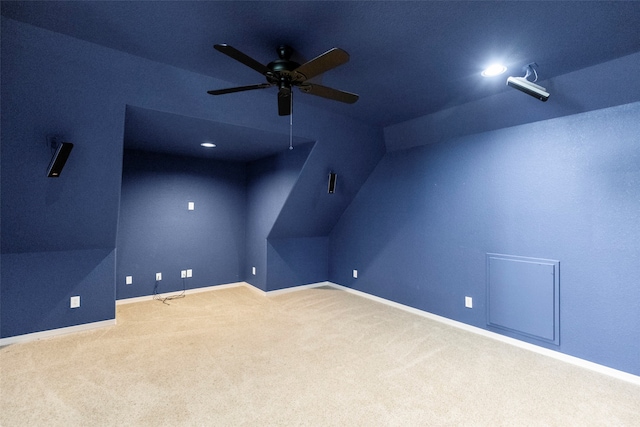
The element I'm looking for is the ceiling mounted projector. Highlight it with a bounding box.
[507,76,549,102]
[506,63,549,102]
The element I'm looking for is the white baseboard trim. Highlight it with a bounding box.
[262,281,331,296]
[116,281,329,303]
[241,281,267,296]
[116,282,247,305]
[240,281,331,296]
[116,281,328,304]
[3,283,253,345]
[325,282,640,386]
[0,319,116,347]
[7,281,637,385]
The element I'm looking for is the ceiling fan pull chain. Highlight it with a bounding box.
[289,91,294,150]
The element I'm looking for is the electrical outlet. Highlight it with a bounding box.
[465,296,473,308]
[156,272,162,281]
[353,269,358,279]
[186,269,192,278]
[181,270,187,279]
[188,201,195,211]
[126,276,133,285]
[70,296,80,309]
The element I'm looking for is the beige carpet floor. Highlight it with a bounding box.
[1,285,639,426]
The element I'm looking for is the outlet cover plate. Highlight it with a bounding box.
[70,296,80,308]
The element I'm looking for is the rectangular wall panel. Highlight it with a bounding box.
[487,254,560,345]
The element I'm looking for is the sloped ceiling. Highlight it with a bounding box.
[3,1,640,158]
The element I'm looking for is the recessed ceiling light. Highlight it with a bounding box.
[481,64,507,77]
[201,142,216,148]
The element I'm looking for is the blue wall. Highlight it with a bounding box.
[1,18,125,337]
[267,237,328,291]
[116,150,247,299]
[1,249,115,337]
[330,101,640,375]
[1,18,383,337]
[245,143,313,291]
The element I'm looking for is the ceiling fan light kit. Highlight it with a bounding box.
[208,44,359,116]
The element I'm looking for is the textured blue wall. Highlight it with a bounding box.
[330,102,640,375]
[1,249,116,337]
[1,18,125,337]
[116,150,247,299]
[269,116,386,238]
[267,237,329,291]
[1,22,123,254]
[245,144,313,291]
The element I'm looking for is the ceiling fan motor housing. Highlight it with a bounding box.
[267,45,302,90]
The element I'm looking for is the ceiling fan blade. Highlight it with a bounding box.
[207,83,272,96]
[292,48,350,81]
[214,44,270,76]
[298,83,359,104]
[278,91,292,116]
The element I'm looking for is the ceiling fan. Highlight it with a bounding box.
[207,44,359,116]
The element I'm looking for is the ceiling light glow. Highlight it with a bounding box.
[201,142,216,148]
[481,64,507,77]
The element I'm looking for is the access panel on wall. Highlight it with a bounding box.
[486,253,560,345]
